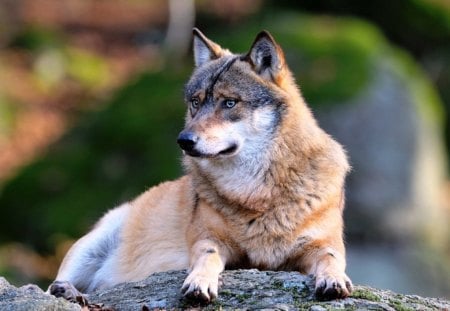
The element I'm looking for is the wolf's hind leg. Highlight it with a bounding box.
[48,280,84,302]
[48,204,130,297]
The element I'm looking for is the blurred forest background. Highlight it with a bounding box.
[0,0,449,299]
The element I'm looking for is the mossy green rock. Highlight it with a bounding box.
[2,271,450,310]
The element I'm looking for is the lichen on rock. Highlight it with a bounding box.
[2,270,449,310]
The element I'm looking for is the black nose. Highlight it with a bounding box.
[177,131,199,152]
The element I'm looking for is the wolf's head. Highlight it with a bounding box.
[178,29,308,163]
[178,29,348,208]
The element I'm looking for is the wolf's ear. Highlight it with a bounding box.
[247,31,285,80]
[193,28,225,67]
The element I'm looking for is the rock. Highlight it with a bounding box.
[2,270,450,310]
[0,276,80,311]
[315,57,447,243]
[312,38,450,296]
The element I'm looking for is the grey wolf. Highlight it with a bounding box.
[48,28,352,302]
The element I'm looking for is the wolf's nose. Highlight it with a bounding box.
[177,131,199,151]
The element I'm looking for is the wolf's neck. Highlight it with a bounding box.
[186,114,326,212]
[195,151,271,209]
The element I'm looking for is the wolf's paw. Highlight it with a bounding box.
[314,272,353,301]
[48,280,85,302]
[181,272,219,302]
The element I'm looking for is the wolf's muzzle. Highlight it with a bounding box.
[177,131,199,154]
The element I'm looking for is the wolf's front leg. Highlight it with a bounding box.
[181,239,227,302]
[301,243,353,300]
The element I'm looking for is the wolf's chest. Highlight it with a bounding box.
[236,215,301,269]
[243,235,293,269]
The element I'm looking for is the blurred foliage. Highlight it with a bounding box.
[273,0,450,164]
[0,96,18,137]
[11,27,64,51]
[0,70,188,252]
[65,48,110,89]
[13,26,110,93]
[390,47,445,127]
[275,0,450,55]
[206,13,380,105]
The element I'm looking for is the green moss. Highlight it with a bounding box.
[287,286,310,306]
[351,288,381,302]
[273,279,285,289]
[295,302,343,311]
[220,289,233,296]
[205,299,224,310]
[235,293,252,302]
[388,298,414,311]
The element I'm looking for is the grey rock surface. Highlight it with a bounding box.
[2,270,450,310]
[0,277,80,311]
[314,57,450,298]
[316,60,447,242]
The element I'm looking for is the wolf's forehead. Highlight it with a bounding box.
[185,56,241,97]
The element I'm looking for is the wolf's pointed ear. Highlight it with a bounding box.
[247,31,285,80]
[193,28,224,67]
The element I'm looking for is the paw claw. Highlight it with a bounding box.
[48,281,84,302]
[181,273,218,303]
[314,273,352,301]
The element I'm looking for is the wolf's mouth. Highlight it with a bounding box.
[184,149,202,157]
[184,144,239,158]
[218,144,238,156]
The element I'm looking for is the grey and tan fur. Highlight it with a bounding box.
[48,28,352,302]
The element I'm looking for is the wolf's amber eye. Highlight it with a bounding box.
[223,99,236,109]
[191,99,200,109]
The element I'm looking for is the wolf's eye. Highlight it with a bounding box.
[191,98,200,109]
[223,99,236,109]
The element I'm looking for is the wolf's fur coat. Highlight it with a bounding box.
[49,28,352,302]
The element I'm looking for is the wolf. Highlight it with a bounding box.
[48,28,352,302]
